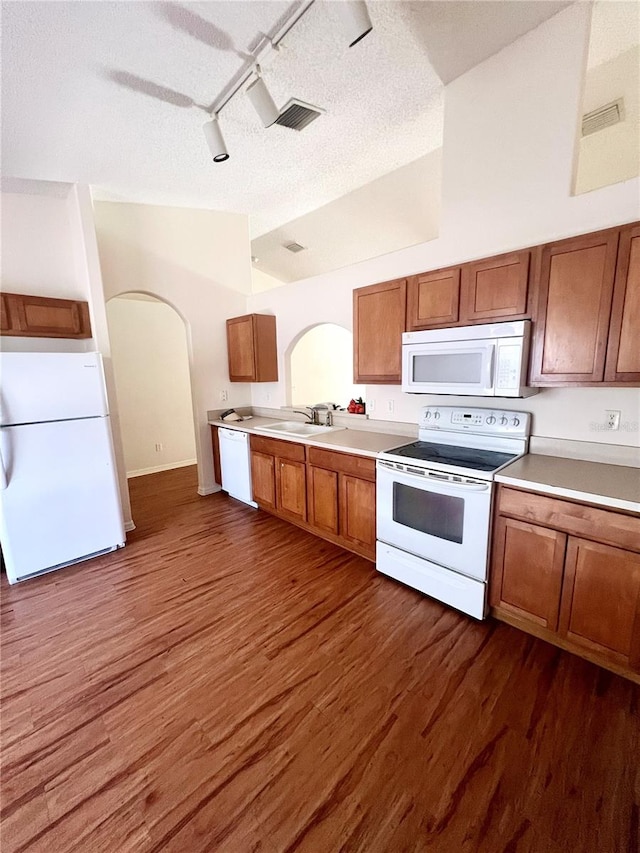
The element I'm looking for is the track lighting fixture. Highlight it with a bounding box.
[246,68,280,128]
[335,1,373,47]
[202,115,229,162]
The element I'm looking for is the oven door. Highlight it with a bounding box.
[376,461,492,581]
[402,339,496,395]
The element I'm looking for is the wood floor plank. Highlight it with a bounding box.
[1,465,638,852]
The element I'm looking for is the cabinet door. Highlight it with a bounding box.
[530,230,619,384]
[210,426,222,487]
[250,451,276,509]
[558,538,640,671]
[2,294,91,339]
[406,267,460,330]
[605,223,640,382]
[0,294,13,332]
[276,459,307,523]
[307,466,339,535]
[490,516,566,631]
[353,279,407,384]
[339,475,376,558]
[227,315,257,381]
[461,251,530,323]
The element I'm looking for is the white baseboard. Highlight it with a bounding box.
[127,459,197,478]
[198,483,222,496]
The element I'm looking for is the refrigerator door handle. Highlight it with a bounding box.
[0,444,8,490]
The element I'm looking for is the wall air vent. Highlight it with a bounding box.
[275,99,323,131]
[284,242,306,253]
[581,98,624,137]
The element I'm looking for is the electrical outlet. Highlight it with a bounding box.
[155,442,163,452]
[220,390,228,403]
[368,399,375,413]
[386,399,394,415]
[266,392,271,402]
[605,410,620,430]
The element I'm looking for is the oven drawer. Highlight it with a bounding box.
[376,542,486,619]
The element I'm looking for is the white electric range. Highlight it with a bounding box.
[376,405,531,619]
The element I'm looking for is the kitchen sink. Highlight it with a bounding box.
[255,421,345,437]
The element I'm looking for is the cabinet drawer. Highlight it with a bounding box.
[250,434,306,463]
[497,486,640,552]
[307,447,376,481]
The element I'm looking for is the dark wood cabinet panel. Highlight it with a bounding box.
[491,484,640,682]
[226,314,278,383]
[353,278,407,384]
[605,223,640,382]
[276,459,307,523]
[530,230,619,384]
[307,447,376,482]
[307,466,339,535]
[461,251,531,322]
[210,426,222,488]
[406,267,460,330]
[559,538,640,671]
[339,474,376,558]
[250,451,276,510]
[1,293,91,339]
[490,516,566,630]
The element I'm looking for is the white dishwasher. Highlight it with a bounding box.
[218,428,257,507]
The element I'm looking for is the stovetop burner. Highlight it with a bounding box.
[384,441,519,473]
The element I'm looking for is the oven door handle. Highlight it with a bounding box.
[377,461,491,492]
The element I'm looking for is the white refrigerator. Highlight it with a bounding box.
[0,352,125,584]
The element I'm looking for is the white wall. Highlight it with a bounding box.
[107,296,196,476]
[93,201,252,495]
[248,3,640,455]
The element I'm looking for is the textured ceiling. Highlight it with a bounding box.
[2,1,569,241]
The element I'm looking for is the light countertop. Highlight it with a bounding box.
[496,454,640,514]
[209,416,407,459]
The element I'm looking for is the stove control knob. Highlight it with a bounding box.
[486,415,497,425]
[511,417,520,427]
[433,411,440,420]
[425,410,431,419]
[499,415,508,425]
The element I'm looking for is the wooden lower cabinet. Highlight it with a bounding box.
[490,485,640,682]
[277,459,307,523]
[490,516,566,631]
[339,474,376,556]
[559,538,640,671]
[248,435,376,562]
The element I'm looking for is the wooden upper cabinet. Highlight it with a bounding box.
[1,293,91,339]
[558,538,640,671]
[406,267,460,330]
[605,223,640,382]
[460,251,531,323]
[353,278,407,384]
[226,314,278,383]
[530,229,619,384]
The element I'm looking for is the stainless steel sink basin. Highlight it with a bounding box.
[255,421,345,438]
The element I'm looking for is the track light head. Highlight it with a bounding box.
[246,70,280,128]
[202,115,229,162]
[336,1,373,47]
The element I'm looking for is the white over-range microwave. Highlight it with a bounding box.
[401,320,538,398]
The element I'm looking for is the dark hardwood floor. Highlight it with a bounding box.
[1,466,638,852]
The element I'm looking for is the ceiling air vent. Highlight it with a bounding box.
[581,98,624,137]
[284,242,306,253]
[275,99,323,131]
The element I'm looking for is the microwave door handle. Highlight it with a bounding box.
[483,346,495,390]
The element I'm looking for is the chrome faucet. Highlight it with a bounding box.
[292,407,319,425]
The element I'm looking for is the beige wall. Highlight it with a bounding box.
[290,324,365,408]
[107,296,196,476]
[93,200,252,496]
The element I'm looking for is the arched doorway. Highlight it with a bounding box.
[288,323,365,408]
[106,292,197,481]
